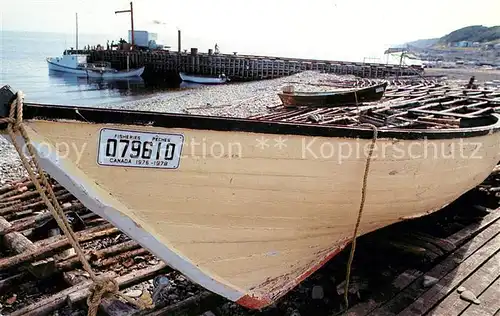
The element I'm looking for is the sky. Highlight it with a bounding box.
[1,0,499,61]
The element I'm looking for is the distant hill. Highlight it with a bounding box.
[440,25,500,43]
[406,38,439,49]
[405,25,500,48]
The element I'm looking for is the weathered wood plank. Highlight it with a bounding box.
[460,277,500,316]
[347,212,499,316]
[396,233,500,316]
[345,269,424,316]
[367,219,500,316]
[426,250,500,316]
[446,211,500,246]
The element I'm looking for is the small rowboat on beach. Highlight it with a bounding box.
[1,84,499,309]
[278,81,388,107]
[179,72,228,84]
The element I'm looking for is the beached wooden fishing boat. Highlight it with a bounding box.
[1,84,499,309]
[179,72,228,84]
[278,81,388,107]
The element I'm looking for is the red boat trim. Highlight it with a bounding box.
[237,244,347,309]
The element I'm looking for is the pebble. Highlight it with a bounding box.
[311,285,324,299]
[422,275,439,288]
[201,311,216,316]
[123,289,143,298]
[459,290,480,305]
[167,293,179,301]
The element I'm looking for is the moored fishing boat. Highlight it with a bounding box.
[46,54,112,76]
[47,54,144,79]
[179,72,228,84]
[1,84,499,309]
[278,81,388,107]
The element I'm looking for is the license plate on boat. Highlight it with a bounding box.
[376,87,384,93]
[97,128,183,169]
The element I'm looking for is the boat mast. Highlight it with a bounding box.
[76,12,79,50]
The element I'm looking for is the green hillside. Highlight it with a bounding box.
[440,25,500,43]
[406,25,500,48]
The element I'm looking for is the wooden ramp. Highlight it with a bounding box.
[345,209,500,316]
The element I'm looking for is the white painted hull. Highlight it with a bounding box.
[86,67,145,79]
[47,60,88,76]
[179,72,227,84]
[1,110,499,309]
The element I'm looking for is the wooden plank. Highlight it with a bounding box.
[447,210,500,246]
[396,233,500,316]
[461,276,500,316]
[408,109,482,119]
[345,269,423,316]
[426,250,500,315]
[367,220,500,316]
[347,212,498,316]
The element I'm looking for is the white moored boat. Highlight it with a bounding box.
[179,72,228,84]
[47,54,144,79]
[1,85,499,309]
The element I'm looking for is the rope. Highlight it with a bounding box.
[4,92,150,316]
[343,123,378,312]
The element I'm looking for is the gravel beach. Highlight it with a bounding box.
[103,71,365,117]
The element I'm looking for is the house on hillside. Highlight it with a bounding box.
[450,41,474,47]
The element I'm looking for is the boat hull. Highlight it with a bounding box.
[179,72,227,84]
[1,105,499,309]
[47,60,88,76]
[278,82,388,107]
[86,66,145,79]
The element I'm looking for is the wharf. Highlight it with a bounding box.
[65,49,424,81]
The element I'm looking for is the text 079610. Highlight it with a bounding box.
[97,128,184,169]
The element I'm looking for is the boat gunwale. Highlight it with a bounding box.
[1,98,500,141]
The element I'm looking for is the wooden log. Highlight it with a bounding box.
[0,202,84,236]
[0,272,26,293]
[0,216,36,253]
[9,272,116,316]
[56,240,140,271]
[67,263,170,316]
[0,224,116,271]
[97,247,149,267]
[137,291,219,316]
[0,192,74,216]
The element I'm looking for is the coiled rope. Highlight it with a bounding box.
[343,122,378,312]
[1,92,150,316]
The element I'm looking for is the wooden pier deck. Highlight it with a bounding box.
[344,209,500,316]
[65,49,424,81]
